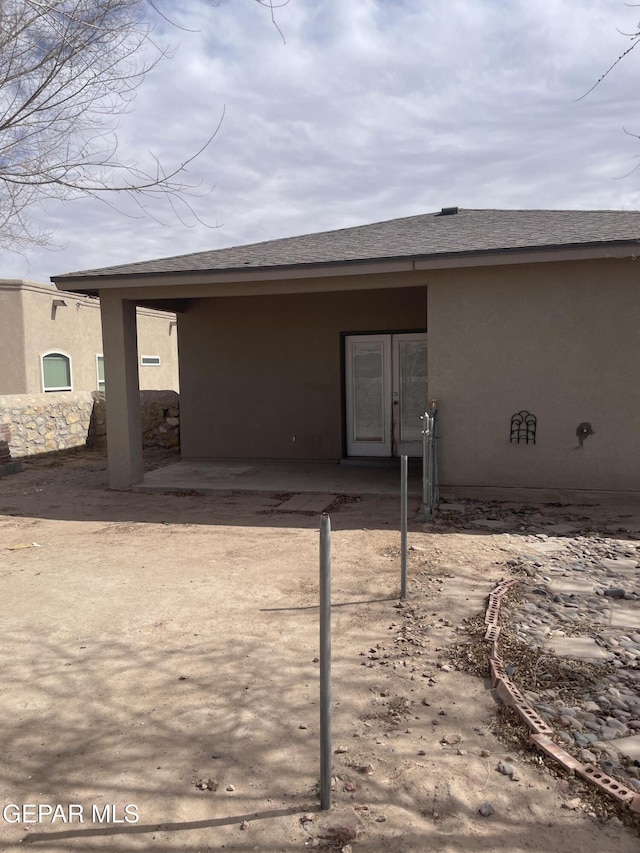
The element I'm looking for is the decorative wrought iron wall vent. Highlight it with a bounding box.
[510,411,537,445]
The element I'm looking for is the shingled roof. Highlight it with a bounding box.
[52,208,640,282]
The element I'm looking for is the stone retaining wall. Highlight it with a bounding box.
[0,391,180,459]
[91,391,180,450]
[0,392,94,457]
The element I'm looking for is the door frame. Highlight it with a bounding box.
[340,328,427,458]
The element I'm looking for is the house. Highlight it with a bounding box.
[51,208,640,498]
[0,278,179,395]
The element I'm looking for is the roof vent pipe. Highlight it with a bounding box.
[439,206,459,216]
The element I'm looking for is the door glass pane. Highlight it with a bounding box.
[398,340,427,442]
[352,342,384,442]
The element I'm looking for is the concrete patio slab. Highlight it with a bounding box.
[525,540,566,556]
[600,558,639,573]
[543,637,611,660]
[609,735,640,761]
[275,493,336,512]
[134,458,423,497]
[546,578,595,595]
[610,606,640,629]
[611,735,640,761]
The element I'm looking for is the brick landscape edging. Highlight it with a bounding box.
[484,578,640,815]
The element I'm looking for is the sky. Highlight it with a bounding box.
[4,0,640,284]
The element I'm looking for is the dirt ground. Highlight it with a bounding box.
[0,447,638,853]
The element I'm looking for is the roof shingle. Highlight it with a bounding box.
[52,208,640,281]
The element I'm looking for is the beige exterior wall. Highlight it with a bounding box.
[0,280,179,394]
[136,308,180,392]
[20,281,103,393]
[428,257,640,492]
[0,281,27,394]
[179,286,427,459]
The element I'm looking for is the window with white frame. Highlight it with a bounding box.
[42,352,72,391]
[140,355,161,366]
[96,355,105,392]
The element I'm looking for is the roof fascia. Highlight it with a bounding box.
[53,260,414,294]
[62,270,426,302]
[412,243,638,270]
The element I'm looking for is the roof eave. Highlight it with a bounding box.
[51,240,640,296]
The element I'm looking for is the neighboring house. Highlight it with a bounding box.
[0,279,179,395]
[52,208,640,497]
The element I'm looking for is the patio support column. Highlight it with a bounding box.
[99,291,142,489]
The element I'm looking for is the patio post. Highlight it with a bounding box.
[99,292,142,489]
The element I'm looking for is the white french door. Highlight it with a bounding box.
[345,332,427,457]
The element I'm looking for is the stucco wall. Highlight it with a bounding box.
[136,310,180,392]
[428,257,640,492]
[0,280,179,394]
[178,286,427,459]
[0,282,27,394]
[21,283,103,393]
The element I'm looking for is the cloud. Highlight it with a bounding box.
[3,0,640,283]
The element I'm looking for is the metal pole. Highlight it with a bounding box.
[433,408,439,508]
[417,412,430,521]
[421,412,428,512]
[319,513,332,810]
[426,413,433,517]
[400,454,408,599]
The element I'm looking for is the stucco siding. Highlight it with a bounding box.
[179,286,427,459]
[0,280,179,394]
[0,282,27,393]
[428,258,640,491]
[21,283,103,392]
[135,308,180,392]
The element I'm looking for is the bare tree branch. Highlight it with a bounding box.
[0,0,285,251]
[577,4,640,101]
[576,29,640,101]
[255,0,289,45]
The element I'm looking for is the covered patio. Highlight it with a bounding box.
[134,457,423,498]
